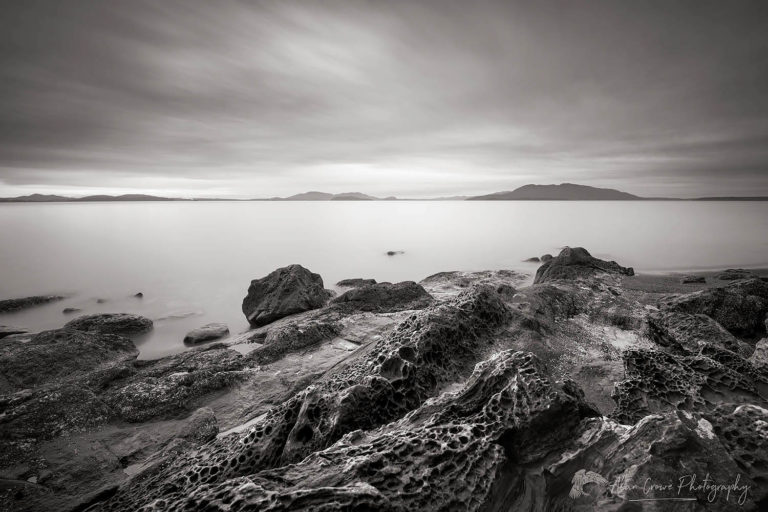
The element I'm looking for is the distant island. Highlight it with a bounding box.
[1,184,766,202]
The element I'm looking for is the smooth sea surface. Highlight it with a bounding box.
[1,200,767,359]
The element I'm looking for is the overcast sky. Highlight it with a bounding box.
[1,0,767,198]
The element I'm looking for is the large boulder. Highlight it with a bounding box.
[183,323,229,345]
[659,278,768,338]
[64,313,153,337]
[242,265,328,327]
[534,247,634,284]
[331,281,433,312]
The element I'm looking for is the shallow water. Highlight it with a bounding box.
[1,200,767,358]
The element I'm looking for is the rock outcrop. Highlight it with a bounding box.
[330,281,433,312]
[246,321,342,365]
[336,278,377,288]
[64,313,153,337]
[533,247,634,284]
[183,322,230,345]
[0,295,64,313]
[242,265,328,327]
[0,325,27,339]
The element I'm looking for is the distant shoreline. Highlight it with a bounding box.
[1,197,767,203]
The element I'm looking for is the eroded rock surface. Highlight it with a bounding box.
[330,281,433,312]
[242,264,328,327]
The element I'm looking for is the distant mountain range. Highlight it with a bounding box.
[1,184,766,202]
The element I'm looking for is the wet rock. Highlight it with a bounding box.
[0,328,138,392]
[540,253,553,262]
[178,407,218,444]
[183,323,229,345]
[0,295,65,313]
[659,277,768,338]
[524,256,540,262]
[533,247,634,284]
[331,281,433,312]
[64,313,153,337]
[246,321,341,364]
[242,264,328,327]
[0,325,27,339]
[62,307,82,314]
[386,250,404,256]
[680,274,706,284]
[336,278,377,288]
[133,292,143,299]
[716,268,757,281]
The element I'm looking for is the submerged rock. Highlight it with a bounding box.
[64,313,153,337]
[533,247,634,284]
[183,323,229,345]
[242,264,328,327]
[0,295,64,313]
[331,281,433,312]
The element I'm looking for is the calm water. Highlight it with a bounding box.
[1,201,767,359]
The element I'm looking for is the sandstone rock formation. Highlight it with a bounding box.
[533,247,634,284]
[242,264,328,326]
[64,313,153,336]
[183,322,230,345]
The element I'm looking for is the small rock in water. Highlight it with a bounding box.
[62,307,82,314]
[134,292,144,298]
[680,275,706,284]
[184,323,230,345]
[65,313,153,336]
[96,298,108,304]
[540,254,553,262]
[524,257,540,263]
[386,250,404,256]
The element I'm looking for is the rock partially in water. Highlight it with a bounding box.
[62,307,82,314]
[533,247,634,284]
[183,323,229,345]
[0,295,65,313]
[0,328,138,392]
[540,253,553,262]
[680,274,706,283]
[331,281,433,312]
[64,313,153,337]
[659,277,768,338]
[386,250,404,256]
[242,264,328,327]
[716,268,757,281]
[0,325,27,339]
[524,256,540,262]
[133,292,143,299]
[336,278,377,288]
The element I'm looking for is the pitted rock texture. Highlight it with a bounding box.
[242,264,328,327]
[647,310,747,356]
[64,313,154,337]
[330,281,433,312]
[94,351,598,512]
[91,285,513,510]
[0,328,138,392]
[246,321,342,365]
[533,247,634,284]
[659,277,768,338]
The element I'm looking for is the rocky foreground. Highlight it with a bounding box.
[1,248,767,511]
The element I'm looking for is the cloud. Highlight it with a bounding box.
[1,0,767,197]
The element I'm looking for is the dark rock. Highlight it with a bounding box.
[96,298,108,304]
[336,278,377,288]
[524,256,540,262]
[716,268,757,281]
[0,328,138,392]
[133,292,143,298]
[659,277,768,338]
[178,407,218,443]
[242,264,328,327]
[386,250,404,256]
[331,281,433,312]
[540,253,553,262]
[246,321,341,365]
[62,307,82,314]
[680,274,706,284]
[183,323,229,345]
[0,325,27,339]
[64,313,153,337]
[0,295,64,313]
[533,247,634,284]
[647,310,747,356]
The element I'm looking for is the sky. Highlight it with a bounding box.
[1,0,767,199]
